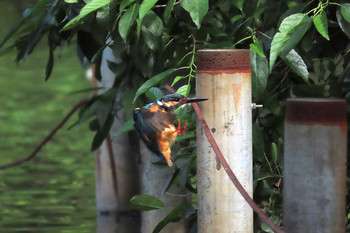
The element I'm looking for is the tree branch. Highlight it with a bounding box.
[0,98,91,170]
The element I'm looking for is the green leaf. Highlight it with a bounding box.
[171,76,185,86]
[230,14,244,24]
[90,43,106,76]
[269,32,285,71]
[281,49,309,82]
[120,0,135,11]
[0,17,26,48]
[153,204,190,233]
[133,68,177,102]
[91,113,114,151]
[232,0,244,11]
[243,0,258,16]
[250,49,268,99]
[180,0,208,29]
[261,216,280,233]
[161,168,180,194]
[21,26,44,61]
[96,3,115,30]
[45,41,54,81]
[261,223,275,233]
[145,87,164,100]
[341,3,350,23]
[249,40,265,58]
[119,3,139,42]
[271,142,278,164]
[141,11,163,50]
[164,0,175,23]
[107,60,127,77]
[64,0,78,3]
[264,92,283,116]
[269,13,308,71]
[281,17,311,56]
[78,100,99,126]
[253,122,265,155]
[62,0,114,31]
[114,120,134,136]
[313,11,330,40]
[178,161,191,187]
[337,7,350,38]
[130,194,164,211]
[97,88,117,129]
[300,35,313,52]
[78,88,116,128]
[29,0,52,16]
[176,84,190,96]
[139,0,158,22]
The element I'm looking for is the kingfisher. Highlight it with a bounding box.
[133,94,207,167]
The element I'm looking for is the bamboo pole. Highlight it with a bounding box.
[196,49,253,233]
[284,98,347,233]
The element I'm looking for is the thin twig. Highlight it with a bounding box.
[0,98,91,170]
[153,1,180,8]
[106,134,119,200]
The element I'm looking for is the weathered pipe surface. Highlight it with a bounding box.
[196,49,253,233]
[284,98,347,233]
[196,49,250,74]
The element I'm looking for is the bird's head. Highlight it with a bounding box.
[156,94,208,110]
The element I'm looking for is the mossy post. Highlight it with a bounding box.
[284,99,347,233]
[196,50,253,232]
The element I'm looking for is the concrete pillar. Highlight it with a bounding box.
[284,98,347,233]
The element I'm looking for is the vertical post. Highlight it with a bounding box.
[196,49,253,233]
[284,98,347,233]
[139,143,188,233]
[94,45,140,232]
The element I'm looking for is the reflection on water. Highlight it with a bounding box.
[0,161,97,232]
[0,3,97,230]
[0,67,98,232]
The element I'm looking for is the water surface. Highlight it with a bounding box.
[0,2,97,232]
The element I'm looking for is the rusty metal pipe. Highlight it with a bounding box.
[196,49,253,233]
[284,98,347,233]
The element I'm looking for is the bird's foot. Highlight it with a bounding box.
[176,119,187,136]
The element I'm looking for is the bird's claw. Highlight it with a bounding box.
[176,119,187,136]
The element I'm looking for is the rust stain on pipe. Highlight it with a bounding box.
[233,83,242,114]
[286,98,347,133]
[196,49,250,74]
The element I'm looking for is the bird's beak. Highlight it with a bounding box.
[185,97,208,103]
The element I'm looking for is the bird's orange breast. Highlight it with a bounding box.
[157,124,177,167]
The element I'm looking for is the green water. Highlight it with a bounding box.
[0,2,97,232]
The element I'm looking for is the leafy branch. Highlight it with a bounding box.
[172,40,197,97]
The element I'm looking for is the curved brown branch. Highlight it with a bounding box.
[0,98,91,170]
[164,84,284,233]
[106,134,119,200]
[191,102,286,233]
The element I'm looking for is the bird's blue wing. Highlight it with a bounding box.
[133,108,175,145]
